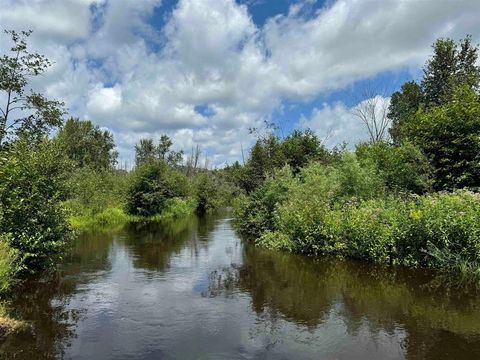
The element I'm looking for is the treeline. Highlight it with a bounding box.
[233,36,480,278]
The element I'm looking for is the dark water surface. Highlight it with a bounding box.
[2,213,480,359]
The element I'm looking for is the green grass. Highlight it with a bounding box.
[69,198,196,231]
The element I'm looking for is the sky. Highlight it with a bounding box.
[1,0,479,168]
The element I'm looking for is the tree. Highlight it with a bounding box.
[0,30,64,146]
[356,141,432,194]
[0,139,72,275]
[135,135,183,168]
[422,38,458,107]
[351,90,390,143]
[280,129,329,173]
[404,86,480,190]
[135,138,156,166]
[126,161,189,217]
[422,36,479,107]
[388,81,424,144]
[57,118,118,170]
[455,35,480,91]
[389,36,479,145]
[158,134,173,160]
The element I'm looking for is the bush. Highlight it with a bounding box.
[404,86,480,190]
[0,140,72,275]
[356,141,432,194]
[343,198,403,262]
[65,167,129,217]
[235,153,480,277]
[151,198,196,221]
[395,190,480,269]
[233,166,294,238]
[126,161,189,217]
[194,172,221,214]
[0,236,17,294]
[272,165,344,255]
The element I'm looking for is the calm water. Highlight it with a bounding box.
[2,212,480,359]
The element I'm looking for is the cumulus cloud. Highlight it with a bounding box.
[300,96,391,148]
[1,0,479,166]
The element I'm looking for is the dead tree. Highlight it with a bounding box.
[351,88,391,143]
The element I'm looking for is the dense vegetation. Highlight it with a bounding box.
[233,36,480,279]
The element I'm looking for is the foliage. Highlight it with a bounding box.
[0,236,17,294]
[69,207,138,230]
[65,167,129,217]
[422,36,479,107]
[0,139,72,275]
[388,81,423,144]
[0,30,64,146]
[234,155,383,241]
[356,141,432,194]
[231,129,333,193]
[135,135,183,168]
[395,191,480,270]
[194,172,221,214]
[234,152,480,276]
[404,86,480,190]
[150,198,196,221]
[233,166,294,238]
[126,161,189,217]
[389,36,479,146]
[280,129,330,173]
[343,198,402,263]
[56,118,118,170]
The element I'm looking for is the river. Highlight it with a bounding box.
[2,212,480,359]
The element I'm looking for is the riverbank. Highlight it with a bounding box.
[68,198,197,230]
[233,161,480,279]
[0,304,28,339]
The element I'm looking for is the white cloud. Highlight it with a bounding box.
[1,0,479,166]
[87,84,122,114]
[300,96,391,148]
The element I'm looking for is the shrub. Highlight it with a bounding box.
[395,190,480,269]
[65,167,129,217]
[0,236,17,294]
[151,198,195,221]
[126,161,189,217]
[331,153,385,201]
[194,172,221,214]
[0,140,72,275]
[233,166,294,238]
[356,141,432,194]
[272,165,344,255]
[343,198,403,263]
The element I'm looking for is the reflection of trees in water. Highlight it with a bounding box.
[1,276,84,359]
[0,213,228,359]
[122,216,198,272]
[121,214,221,272]
[0,231,116,359]
[206,244,480,359]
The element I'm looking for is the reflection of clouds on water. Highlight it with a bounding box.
[4,213,480,359]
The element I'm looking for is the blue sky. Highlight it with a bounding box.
[1,0,479,167]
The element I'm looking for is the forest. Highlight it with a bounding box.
[1,30,480,338]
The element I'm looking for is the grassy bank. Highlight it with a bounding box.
[233,159,480,279]
[69,198,197,230]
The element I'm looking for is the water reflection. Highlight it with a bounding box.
[208,245,480,359]
[1,213,480,359]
